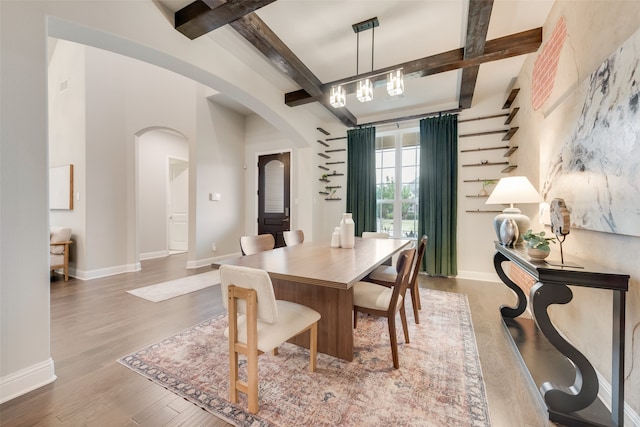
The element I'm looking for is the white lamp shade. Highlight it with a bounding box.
[485,176,543,206]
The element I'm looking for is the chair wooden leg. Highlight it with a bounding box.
[388,316,400,369]
[400,305,410,344]
[415,281,422,310]
[229,345,239,404]
[410,287,420,324]
[353,307,359,328]
[247,349,259,414]
[309,322,318,372]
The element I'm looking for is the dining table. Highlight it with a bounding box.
[213,237,411,361]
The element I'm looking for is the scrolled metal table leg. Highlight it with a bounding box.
[530,281,599,413]
[493,252,527,318]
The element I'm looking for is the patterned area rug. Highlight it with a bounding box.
[119,289,491,426]
[126,269,220,302]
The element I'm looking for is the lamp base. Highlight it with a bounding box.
[493,208,531,245]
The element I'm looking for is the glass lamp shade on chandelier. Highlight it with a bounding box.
[329,17,404,109]
[485,176,543,245]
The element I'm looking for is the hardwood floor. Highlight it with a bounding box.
[0,254,552,426]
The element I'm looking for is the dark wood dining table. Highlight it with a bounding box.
[213,237,411,361]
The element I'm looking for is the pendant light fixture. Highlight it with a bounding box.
[387,69,404,96]
[330,85,346,108]
[328,17,405,109]
[354,17,377,103]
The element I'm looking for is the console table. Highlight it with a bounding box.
[493,242,629,427]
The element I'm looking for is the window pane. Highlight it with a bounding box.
[377,176,394,200]
[401,202,418,238]
[401,166,418,184]
[377,202,394,235]
[381,149,395,167]
[402,131,418,147]
[402,146,418,165]
[375,128,420,237]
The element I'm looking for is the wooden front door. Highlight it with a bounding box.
[258,152,290,248]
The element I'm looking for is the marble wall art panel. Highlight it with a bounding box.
[541,28,640,236]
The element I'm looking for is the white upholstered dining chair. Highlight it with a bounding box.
[220,264,320,414]
[353,248,415,369]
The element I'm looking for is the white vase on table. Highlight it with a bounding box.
[340,213,355,249]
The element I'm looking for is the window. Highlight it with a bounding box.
[375,128,419,238]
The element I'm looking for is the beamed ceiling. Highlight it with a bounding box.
[158,0,554,128]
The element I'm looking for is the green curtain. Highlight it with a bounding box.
[418,114,458,276]
[346,127,376,236]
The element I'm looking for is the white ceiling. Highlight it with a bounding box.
[158,0,554,125]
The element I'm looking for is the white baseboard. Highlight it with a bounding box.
[596,370,640,426]
[139,250,170,261]
[0,358,56,404]
[71,262,141,280]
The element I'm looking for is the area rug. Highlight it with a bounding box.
[119,288,491,426]
[126,269,220,302]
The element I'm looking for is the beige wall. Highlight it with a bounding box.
[515,0,640,417]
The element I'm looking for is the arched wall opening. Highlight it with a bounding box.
[136,128,189,262]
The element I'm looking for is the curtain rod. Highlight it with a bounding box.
[357,107,461,128]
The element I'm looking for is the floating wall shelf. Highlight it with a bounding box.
[317,140,329,147]
[501,165,518,173]
[326,149,346,153]
[461,145,510,153]
[317,127,330,135]
[462,161,509,167]
[504,146,519,157]
[466,209,504,213]
[463,178,500,183]
[318,153,330,159]
[318,165,329,171]
[501,127,519,141]
[505,107,520,125]
[326,161,345,165]
[502,88,520,109]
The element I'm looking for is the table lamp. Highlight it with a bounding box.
[485,176,543,244]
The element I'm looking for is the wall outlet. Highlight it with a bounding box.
[212,243,217,252]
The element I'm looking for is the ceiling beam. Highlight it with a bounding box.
[459,0,494,109]
[285,27,542,107]
[175,0,277,40]
[230,13,357,127]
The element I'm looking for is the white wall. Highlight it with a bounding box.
[516,1,640,420]
[189,93,246,266]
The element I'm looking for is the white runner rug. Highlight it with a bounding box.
[127,269,220,302]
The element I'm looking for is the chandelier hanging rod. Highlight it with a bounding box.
[331,68,404,89]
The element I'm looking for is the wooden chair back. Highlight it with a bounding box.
[239,234,275,255]
[387,249,416,316]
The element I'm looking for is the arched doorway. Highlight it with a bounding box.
[136,128,189,260]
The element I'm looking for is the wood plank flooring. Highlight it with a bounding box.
[0,253,552,426]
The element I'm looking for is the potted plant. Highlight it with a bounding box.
[479,179,496,196]
[521,229,556,260]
